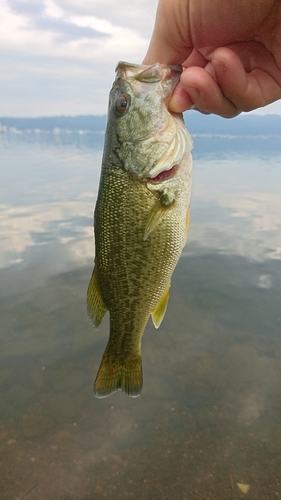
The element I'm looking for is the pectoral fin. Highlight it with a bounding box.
[144,197,174,241]
[185,206,190,244]
[87,266,107,327]
[151,283,170,329]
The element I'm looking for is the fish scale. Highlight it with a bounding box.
[87,61,193,398]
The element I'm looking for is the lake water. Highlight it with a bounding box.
[1,129,281,500]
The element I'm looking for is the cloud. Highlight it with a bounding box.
[3,0,147,60]
[0,0,158,116]
[56,0,157,36]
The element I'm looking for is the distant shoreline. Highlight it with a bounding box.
[0,112,280,137]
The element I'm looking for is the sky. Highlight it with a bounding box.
[1,0,281,118]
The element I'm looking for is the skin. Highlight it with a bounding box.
[143,0,281,117]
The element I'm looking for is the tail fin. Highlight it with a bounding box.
[94,350,143,398]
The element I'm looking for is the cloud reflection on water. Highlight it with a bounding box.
[184,155,281,262]
[2,155,281,273]
[186,190,281,262]
[0,199,94,269]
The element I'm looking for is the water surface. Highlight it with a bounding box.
[1,131,281,499]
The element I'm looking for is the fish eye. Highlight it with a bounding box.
[115,93,130,115]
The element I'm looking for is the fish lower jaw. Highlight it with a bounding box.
[147,164,178,183]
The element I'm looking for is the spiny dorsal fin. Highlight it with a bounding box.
[151,283,170,329]
[87,266,107,327]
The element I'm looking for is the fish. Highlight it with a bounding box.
[87,61,193,398]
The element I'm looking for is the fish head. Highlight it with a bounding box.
[106,61,192,181]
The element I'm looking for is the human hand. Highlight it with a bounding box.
[143,0,281,117]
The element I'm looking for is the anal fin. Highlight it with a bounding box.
[151,283,170,329]
[87,266,107,327]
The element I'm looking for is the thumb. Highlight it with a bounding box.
[143,1,193,64]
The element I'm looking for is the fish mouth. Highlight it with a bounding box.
[147,164,178,183]
[115,61,182,99]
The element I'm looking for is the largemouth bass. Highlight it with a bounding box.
[87,61,193,398]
